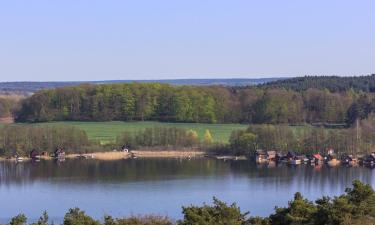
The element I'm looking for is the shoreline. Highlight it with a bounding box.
[0,150,207,161]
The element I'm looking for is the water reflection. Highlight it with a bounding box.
[0,159,374,222]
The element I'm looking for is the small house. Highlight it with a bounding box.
[364,153,375,166]
[29,149,40,159]
[312,153,323,163]
[54,148,65,159]
[342,155,358,166]
[255,150,267,163]
[266,151,276,161]
[286,151,297,160]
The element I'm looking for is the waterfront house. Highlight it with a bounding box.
[286,151,301,165]
[255,150,267,163]
[364,153,375,166]
[54,148,65,159]
[29,149,40,159]
[266,151,276,161]
[286,151,297,160]
[342,155,358,166]
[326,149,340,166]
[312,153,323,164]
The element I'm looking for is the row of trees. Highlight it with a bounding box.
[2,122,375,157]
[229,123,375,155]
[14,83,375,125]
[5,181,375,225]
[0,125,90,156]
[116,127,214,149]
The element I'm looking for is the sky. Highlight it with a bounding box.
[0,0,374,82]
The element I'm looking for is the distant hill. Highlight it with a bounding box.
[259,75,375,92]
[0,78,286,94]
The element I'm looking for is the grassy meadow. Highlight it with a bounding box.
[0,121,248,144]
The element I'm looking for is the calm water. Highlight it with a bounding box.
[0,158,374,223]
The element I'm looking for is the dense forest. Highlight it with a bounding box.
[13,82,375,125]
[260,74,375,92]
[5,181,375,225]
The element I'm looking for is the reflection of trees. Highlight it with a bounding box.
[0,159,229,186]
[0,160,373,191]
[227,161,374,192]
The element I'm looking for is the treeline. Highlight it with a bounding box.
[229,123,375,156]
[5,180,375,225]
[14,83,375,125]
[0,125,90,156]
[116,127,213,149]
[260,74,375,92]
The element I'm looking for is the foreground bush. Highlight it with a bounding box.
[5,181,375,225]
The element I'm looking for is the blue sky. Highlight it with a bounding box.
[0,0,374,81]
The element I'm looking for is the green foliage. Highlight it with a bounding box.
[63,208,100,225]
[269,192,316,225]
[14,82,375,126]
[203,129,213,145]
[260,75,375,92]
[31,121,246,143]
[0,125,90,156]
[104,215,172,225]
[178,197,250,225]
[116,127,202,149]
[230,124,375,155]
[229,130,258,155]
[30,211,50,225]
[15,84,225,124]
[9,214,27,225]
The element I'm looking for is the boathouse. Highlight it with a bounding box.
[255,150,267,163]
[29,149,40,159]
[266,151,276,161]
[54,148,65,158]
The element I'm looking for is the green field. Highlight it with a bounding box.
[2,121,248,143]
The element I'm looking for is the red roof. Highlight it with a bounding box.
[313,153,323,160]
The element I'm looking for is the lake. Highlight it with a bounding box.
[0,158,374,223]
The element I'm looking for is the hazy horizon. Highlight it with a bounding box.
[1,1,374,82]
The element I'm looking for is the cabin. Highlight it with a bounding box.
[54,148,65,159]
[364,153,375,166]
[327,152,337,161]
[342,155,358,166]
[342,155,356,163]
[29,149,40,159]
[255,150,267,163]
[286,151,297,160]
[312,153,323,163]
[326,149,340,166]
[266,151,276,161]
[275,152,284,162]
[41,151,49,157]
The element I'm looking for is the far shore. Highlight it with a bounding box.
[0,150,208,161]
